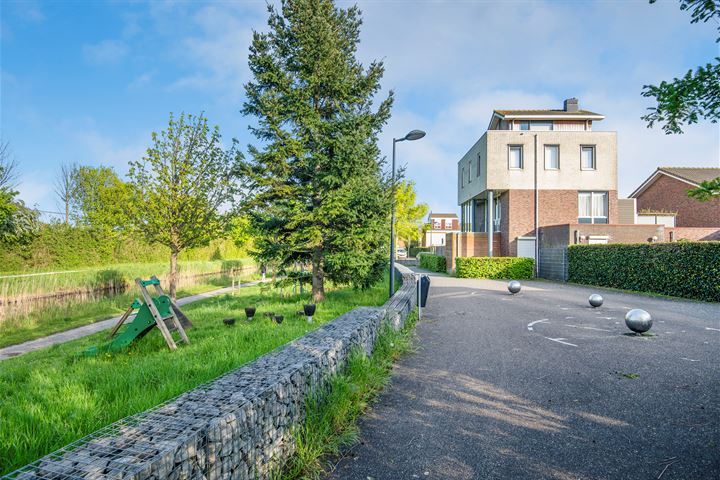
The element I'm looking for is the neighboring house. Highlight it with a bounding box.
[629,167,720,228]
[457,98,617,258]
[423,213,459,247]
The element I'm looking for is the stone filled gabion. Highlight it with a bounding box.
[4,266,419,480]
[625,309,653,333]
[507,281,522,294]
[588,294,604,308]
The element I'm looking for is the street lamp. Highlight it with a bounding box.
[389,129,426,298]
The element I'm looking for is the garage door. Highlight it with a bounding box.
[517,236,536,259]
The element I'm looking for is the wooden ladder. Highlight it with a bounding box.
[135,277,190,350]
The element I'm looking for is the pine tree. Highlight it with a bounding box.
[241,0,393,301]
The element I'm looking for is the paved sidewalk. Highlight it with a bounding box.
[327,270,720,480]
[0,280,262,361]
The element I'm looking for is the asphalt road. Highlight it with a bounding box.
[327,271,720,480]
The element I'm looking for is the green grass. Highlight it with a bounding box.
[0,273,261,349]
[0,259,254,298]
[0,277,389,475]
[281,309,418,479]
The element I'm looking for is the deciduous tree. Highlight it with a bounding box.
[72,166,133,231]
[128,113,240,299]
[0,142,39,245]
[54,162,78,225]
[241,0,394,301]
[642,1,720,134]
[394,181,429,249]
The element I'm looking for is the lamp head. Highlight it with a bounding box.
[404,129,426,141]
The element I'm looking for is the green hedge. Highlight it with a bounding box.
[0,223,247,273]
[568,242,720,302]
[409,246,430,258]
[419,253,446,272]
[455,257,534,279]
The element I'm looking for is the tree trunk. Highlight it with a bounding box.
[311,247,325,302]
[65,201,69,225]
[169,250,178,301]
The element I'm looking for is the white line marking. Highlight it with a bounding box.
[545,337,578,347]
[601,317,614,320]
[705,327,720,332]
[564,324,612,332]
[681,358,699,362]
[565,316,575,319]
[527,319,549,331]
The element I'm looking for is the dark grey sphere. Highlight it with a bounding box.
[508,280,522,294]
[589,294,604,308]
[625,309,653,333]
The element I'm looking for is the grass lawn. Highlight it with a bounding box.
[0,273,259,349]
[0,277,389,475]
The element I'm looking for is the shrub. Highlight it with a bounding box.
[409,246,430,258]
[419,254,446,272]
[568,242,720,302]
[455,257,534,279]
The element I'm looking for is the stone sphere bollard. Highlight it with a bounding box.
[588,294,604,308]
[625,309,653,334]
[508,280,522,295]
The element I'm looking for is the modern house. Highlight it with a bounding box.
[457,98,617,258]
[423,213,459,247]
[629,167,720,228]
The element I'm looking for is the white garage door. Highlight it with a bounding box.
[517,237,536,259]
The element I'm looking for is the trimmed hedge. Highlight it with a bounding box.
[568,242,720,302]
[409,246,431,258]
[455,257,534,279]
[0,223,247,273]
[419,253,446,272]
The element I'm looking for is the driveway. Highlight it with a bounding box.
[327,272,720,479]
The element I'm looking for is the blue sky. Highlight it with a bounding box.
[1,0,718,217]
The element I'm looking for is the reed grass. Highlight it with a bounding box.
[0,272,259,349]
[0,276,389,475]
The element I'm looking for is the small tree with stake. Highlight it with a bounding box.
[128,113,241,300]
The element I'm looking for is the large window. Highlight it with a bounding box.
[578,191,608,224]
[581,145,596,170]
[477,153,482,177]
[544,145,559,170]
[508,145,523,169]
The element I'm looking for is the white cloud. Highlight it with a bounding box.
[72,128,147,172]
[352,0,719,213]
[82,40,128,65]
[128,71,154,89]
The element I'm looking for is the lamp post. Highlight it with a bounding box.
[389,129,426,298]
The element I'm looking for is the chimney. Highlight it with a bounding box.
[564,98,579,112]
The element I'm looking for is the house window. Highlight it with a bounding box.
[494,196,501,230]
[578,191,608,224]
[544,145,559,170]
[444,218,453,229]
[508,145,523,169]
[581,146,596,170]
[519,121,530,131]
[461,167,465,187]
[477,153,482,177]
[433,219,441,229]
[530,121,553,131]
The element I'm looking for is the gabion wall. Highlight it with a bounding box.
[6,265,418,480]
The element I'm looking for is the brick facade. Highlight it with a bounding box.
[501,189,618,256]
[635,174,720,227]
[444,232,502,271]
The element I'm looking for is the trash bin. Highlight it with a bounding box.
[420,275,430,307]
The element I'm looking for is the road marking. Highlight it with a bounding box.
[527,319,549,331]
[565,316,575,319]
[545,337,578,347]
[564,324,612,332]
[681,358,699,362]
[705,327,720,332]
